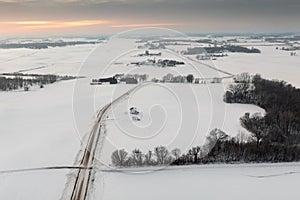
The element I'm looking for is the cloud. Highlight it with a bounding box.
[0,0,117,3]
[1,20,109,30]
[15,21,51,25]
[0,0,300,34]
[111,23,178,28]
[0,0,37,2]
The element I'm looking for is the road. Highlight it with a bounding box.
[70,83,149,200]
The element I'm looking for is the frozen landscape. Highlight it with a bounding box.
[95,163,300,200]
[0,34,299,200]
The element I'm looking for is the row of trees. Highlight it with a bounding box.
[111,146,181,167]
[151,73,194,84]
[111,127,300,168]
[175,138,300,165]
[0,73,77,91]
[184,45,261,55]
[111,129,229,167]
[0,41,99,49]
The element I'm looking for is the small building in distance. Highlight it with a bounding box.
[138,50,162,57]
[120,77,138,84]
[91,74,147,85]
[211,77,222,84]
[131,59,184,67]
[91,77,118,85]
[129,107,142,121]
[197,54,211,60]
[129,107,140,115]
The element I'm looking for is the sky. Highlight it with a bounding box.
[0,0,300,36]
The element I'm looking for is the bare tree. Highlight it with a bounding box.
[131,149,143,166]
[234,72,251,83]
[234,130,254,143]
[154,146,170,165]
[162,73,174,83]
[202,128,229,156]
[171,148,181,160]
[144,150,154,166]
[277,111,296,144]
[186,74,194,83]
[189,147,201,163]
[111,149,128,167]
[240,113,267,148]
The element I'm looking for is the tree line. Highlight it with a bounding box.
[0,41,100,49]
[0,73,78,91]
[184,45,261,55]
[111,146,181,167]
[111,127,300,168]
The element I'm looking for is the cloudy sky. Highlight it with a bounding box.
[0,0,299,36]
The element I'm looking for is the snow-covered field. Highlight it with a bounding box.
[213,46,300,88]
[0,35,299,199]
[0,38,134,199]
[0,44,95,75]
[0,169,69,200]
[98,83,263,165]
[94,163,300,200]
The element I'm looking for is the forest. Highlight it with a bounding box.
[224,73,300,146]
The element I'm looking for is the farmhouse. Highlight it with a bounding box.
[91,77,118,85]
[138,50,162,57]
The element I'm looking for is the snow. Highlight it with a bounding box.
[0,81,80,170]
[98,83,263,165]
[0,35,298,199]
[0,169,69,200]
[0,38,140,199]
[94,163,300,200]
[211,46,300,87]
[0,44,96,75]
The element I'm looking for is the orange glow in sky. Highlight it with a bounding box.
[0,20,180,35]
[14,21,52,25]
[2,20,108,29]
[111,23,178,28]
[0,20,110,35]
